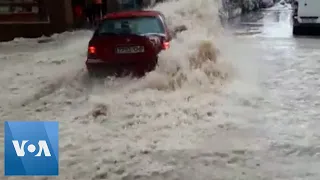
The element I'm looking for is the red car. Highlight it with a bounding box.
[86,10,174,76]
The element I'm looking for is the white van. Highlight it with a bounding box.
[292,0,320,35]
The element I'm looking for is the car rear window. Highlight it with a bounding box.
[96,16,165,35]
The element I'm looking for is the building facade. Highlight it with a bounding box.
[0,0,159,42]
[0,0,75,41]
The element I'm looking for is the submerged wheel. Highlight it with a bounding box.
[293,26,301,35]
[147,59,158,72]
[87,70,96,78]
[87,69,104,78]
[292,16,302,36]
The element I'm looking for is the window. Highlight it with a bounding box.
[0,0,49,23]
[97,16,165,35]
[118,0,139,10]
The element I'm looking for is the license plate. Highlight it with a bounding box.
[301,18,317,23]
[116,46,144,54]
[87,58,103,63]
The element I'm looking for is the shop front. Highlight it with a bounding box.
[0,0,73,42]
[118,0,140,10]
[117,0,157,11]
[71,0,145,28]
[0,0,160,42]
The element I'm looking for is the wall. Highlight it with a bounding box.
[0,0,74,42]
[107,0,120,13]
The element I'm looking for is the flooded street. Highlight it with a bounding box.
[1,1,320,179]
[224,3,320,179]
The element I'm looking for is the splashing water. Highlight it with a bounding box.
[84,0,265,127]
[87,0,262,114]
[124,0,240,91]
[0,0,264,179]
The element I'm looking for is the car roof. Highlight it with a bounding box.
[103,10,163,19]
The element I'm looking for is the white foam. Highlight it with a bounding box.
[0,0,265,179]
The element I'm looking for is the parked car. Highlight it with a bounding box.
[292,0,320,35]
[85,10,185,77]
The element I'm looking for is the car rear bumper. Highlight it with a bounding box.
[293,17,320,27]
[85,58,157,74]
[294,23,320,27]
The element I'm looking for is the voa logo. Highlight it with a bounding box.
[5,121,59,176]
[12,140,51,157]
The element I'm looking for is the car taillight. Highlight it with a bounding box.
[87,46,97,59]
[88,46,96,54]
[162,41,170,50]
